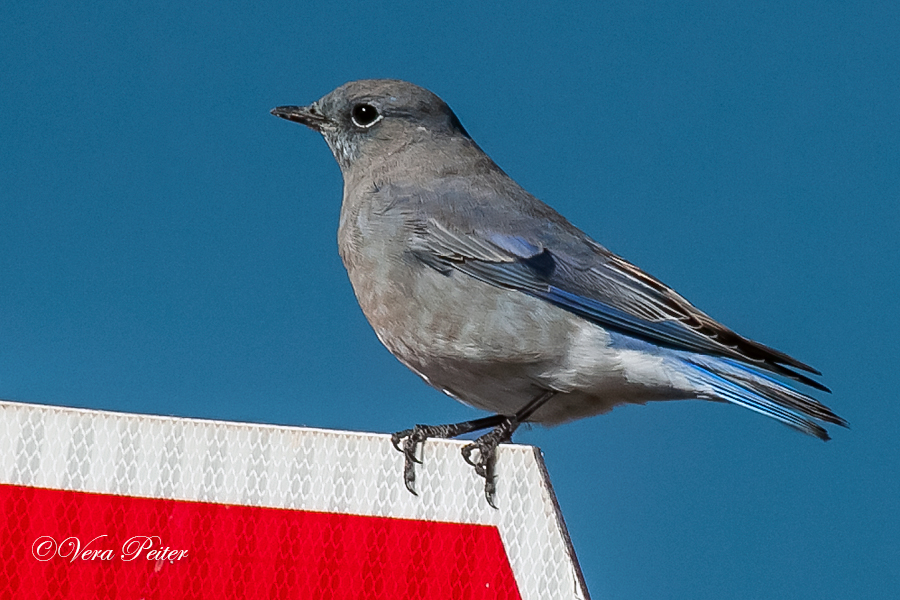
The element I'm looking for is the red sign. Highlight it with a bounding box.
[0,484,521,599]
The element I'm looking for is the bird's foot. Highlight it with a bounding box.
[391,424,450,496]
[390,415,505,498]
[390,391,555,507]
[461,418,518,508]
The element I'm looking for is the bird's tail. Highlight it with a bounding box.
[684,357,847,440]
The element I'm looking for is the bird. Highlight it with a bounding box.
[271,79,845,506]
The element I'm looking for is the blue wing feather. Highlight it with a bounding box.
[404,189,828,390]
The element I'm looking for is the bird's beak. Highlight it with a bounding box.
[270,105,330,132]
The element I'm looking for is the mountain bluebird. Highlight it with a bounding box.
[272,79,845,506]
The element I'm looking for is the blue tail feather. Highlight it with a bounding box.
[684,360,834,440]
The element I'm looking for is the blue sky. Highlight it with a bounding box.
[2,1,898,598]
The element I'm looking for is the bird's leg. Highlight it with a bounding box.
[461,390,556,508]
[391,415,505,496]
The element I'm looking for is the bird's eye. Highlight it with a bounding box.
[351,103,381,128]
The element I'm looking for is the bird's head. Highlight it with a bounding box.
[271,79,470,173]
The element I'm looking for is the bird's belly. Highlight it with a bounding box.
[345,254,694,422]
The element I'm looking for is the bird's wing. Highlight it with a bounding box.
[410,210,828,392]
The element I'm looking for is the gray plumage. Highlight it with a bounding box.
[272,79,844,502]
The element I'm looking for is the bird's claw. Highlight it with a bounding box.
[402,446,418,496]
[461,424,513,508]
[461,443,479,468]
[390,430,407,453]
[391,425,434,496]
[403,433,424,464]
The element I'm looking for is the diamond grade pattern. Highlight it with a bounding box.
[0,400,589,599]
